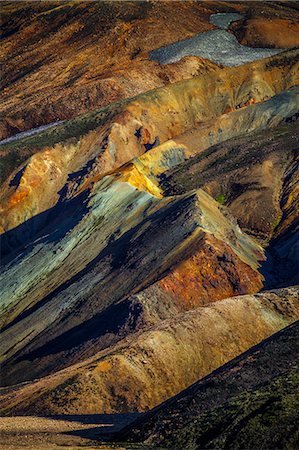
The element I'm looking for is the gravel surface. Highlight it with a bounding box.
[150,29,283,66]
[0,415,138,449]
[210,12,243,29]
[0,121,64,146]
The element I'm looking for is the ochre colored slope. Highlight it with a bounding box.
[1,52,298,391]
[156,120,299,288]
[160,120,299,243]
[2,0,297,140]
[123,320,299,450]
[0,287,298,416]
[0,177,263,382]
[0,3,298,429]
[1,49,298,234]
[1,0,217,140]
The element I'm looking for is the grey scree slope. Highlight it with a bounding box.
[0,121,65,146]
[210,12,244,30]
[150,12,283,67]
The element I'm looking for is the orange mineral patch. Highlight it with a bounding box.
[94,360,112,374]
[8,188,30,207]
[158,236,263,310]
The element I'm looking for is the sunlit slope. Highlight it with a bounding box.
[123,319,299,450]
[0,168,264,377]
[1,49,298,232]
[2,0,297,140]
[0,287,298,415]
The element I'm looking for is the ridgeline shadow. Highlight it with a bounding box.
[0,189,90,265]
[53,413,141,440]
[18,299,144,362]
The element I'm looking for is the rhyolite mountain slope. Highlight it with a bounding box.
[0,168,264,381]
[158,119,299,287]
[1,49,298,227]
[122,319,299,450]
[0,2,298,445]
[0,51,298,412]
[160,121,298,243]
[1,56,298,388]
[0,287,298,416]
[1,0,298,140]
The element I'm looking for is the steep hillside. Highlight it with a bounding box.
[0,47,298,393]
[160,119,299,242]
[122,320,299,449]
[1,49,298,229]
[0,176,264,381]
[157,118,299,287]
[0,4,298,447]
[0,287,298,415]
[2,0,298,140]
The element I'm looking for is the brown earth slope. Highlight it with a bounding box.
[0,52,298,390]
[158,120,299,287]
[0,287,298,416]
[1,49,298,230]
[0,1,298,433]
[122,319,299,449]
[231,17,299,48]
[0,178,264,383]
[2,0,298,140]
[160,121,299,243]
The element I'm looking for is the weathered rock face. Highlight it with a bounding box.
[0,287,298,416]
[123,318,299,450]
